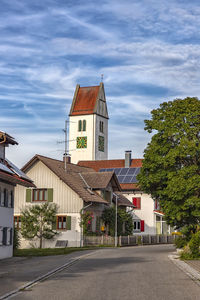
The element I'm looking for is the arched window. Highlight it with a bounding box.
[78,120,82,131]
[83,120,86,131]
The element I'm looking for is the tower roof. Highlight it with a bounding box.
[69,83,108,118]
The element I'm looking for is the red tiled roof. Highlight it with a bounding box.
[70,86,100,116]
[77,159,143,172]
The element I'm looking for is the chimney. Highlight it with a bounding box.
[63,153,71,164]
[125,150,132,168]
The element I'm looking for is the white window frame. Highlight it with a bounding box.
[133,220,141,232]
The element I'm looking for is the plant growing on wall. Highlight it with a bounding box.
[20,202,58,248]
[80,211,94,235]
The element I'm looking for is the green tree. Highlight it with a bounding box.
[21,202,58,248]
[138,97,200,230]
[101,207,133,236]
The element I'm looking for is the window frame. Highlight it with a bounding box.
[32,189,48,202]
[0,226,3,246]
[83,120,86,131]
[14,216,21,229]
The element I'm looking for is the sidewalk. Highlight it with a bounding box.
[184,259,200,273]
[0,250,97,299]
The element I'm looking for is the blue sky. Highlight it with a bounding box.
[1,0,200,167]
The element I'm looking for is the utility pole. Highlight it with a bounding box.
[62,120,68,171]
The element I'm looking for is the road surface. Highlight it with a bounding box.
[12,245,200,300]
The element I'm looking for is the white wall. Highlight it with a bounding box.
[124,192,156,235]
[0,182,14,259]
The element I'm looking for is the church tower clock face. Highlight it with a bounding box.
[77,136,87,149]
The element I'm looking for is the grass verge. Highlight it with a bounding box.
[13,247,96,257]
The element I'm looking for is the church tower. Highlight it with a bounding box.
[69,83,109,164]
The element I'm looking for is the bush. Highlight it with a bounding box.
[174,236,187,249]
[188,231,200,258]
[13,228,20,250]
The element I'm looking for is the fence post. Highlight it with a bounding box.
[141,235,143,245]
[128,235,130,245]
[149,235,151,244]
[101,235,104,245]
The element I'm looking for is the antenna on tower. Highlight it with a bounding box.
[101,74,104,83]
[62,120,71,171]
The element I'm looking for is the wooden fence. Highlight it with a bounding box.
[83,234,177,247]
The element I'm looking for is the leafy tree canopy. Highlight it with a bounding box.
[138,97,200,229]
[21,202,58,248]
[102,206,133,236]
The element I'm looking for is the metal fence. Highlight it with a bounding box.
[83,234,177,247]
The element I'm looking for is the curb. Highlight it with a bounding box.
[0,251,97,300]
[168,254,200,286]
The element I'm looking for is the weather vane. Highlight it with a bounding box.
[101,74,104,82]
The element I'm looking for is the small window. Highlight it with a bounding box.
[133,220,144,232]
[14,216,21,229]
[78,120,82,131]
[132,197,141,209]
[8,190,13,208]
[83,120,86,131]
[154,200,160,211]
[32,189,48,202]
[57,216,67,230]
[3,189,8,207]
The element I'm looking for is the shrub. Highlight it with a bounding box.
[188,231,200,258]
[13,228,20,250]
[174,236,187,249]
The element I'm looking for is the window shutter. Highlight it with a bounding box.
[132,197,141,209]
[26,189,32,202]
[4,189,8,207]
[47,189,53,202]
[132,197,137,207]
[78,120,82,131]
[3,227,7,245]
[10,228,13,245]
[83,120,86,131]
[11,191,14,208]
[66,216,71,230]
[141,220,145,232]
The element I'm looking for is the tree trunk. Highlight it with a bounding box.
[39,236,42,249]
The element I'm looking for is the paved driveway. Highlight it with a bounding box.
[12,245,200,300]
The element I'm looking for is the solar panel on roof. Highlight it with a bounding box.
[113,168,121,175]
[132,176,138,183]
[119,168,129,175]
[0,163,14,175]
[6,159,31,181]
[117,175,125,183]
[123,176,133,183]
[127,168,136,175]
[135,168,140,175]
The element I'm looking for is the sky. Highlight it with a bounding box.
[1,0,200,167]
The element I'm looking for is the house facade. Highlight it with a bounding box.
[0,131,34,259]
[14,154,131,248]
[78,151,172,235]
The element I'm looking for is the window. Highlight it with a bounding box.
[99,121,104,133]
[133,220,145,232]
[132,197,141,209]
[57,216,71,230]
[6,228,12,246]
[2,189,8,207]
[78,120,86,132]
[83,120,86,131]
[32,189,47,202]
[8,190,14,208]
[78,120,82,131]
[14,216,21,229]
[154,200,160,211]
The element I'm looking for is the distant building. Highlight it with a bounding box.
[0,131,34,259]
[78,151,172,235]
[69,83,108,164]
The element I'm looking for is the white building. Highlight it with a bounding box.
[0,131,34,259]
[14,154,131,248]
[69,83,108,164]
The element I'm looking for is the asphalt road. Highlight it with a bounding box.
[12,245,200,300]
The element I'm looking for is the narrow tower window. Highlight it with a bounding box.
[83,120,86,131]
[78,120,82,131]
